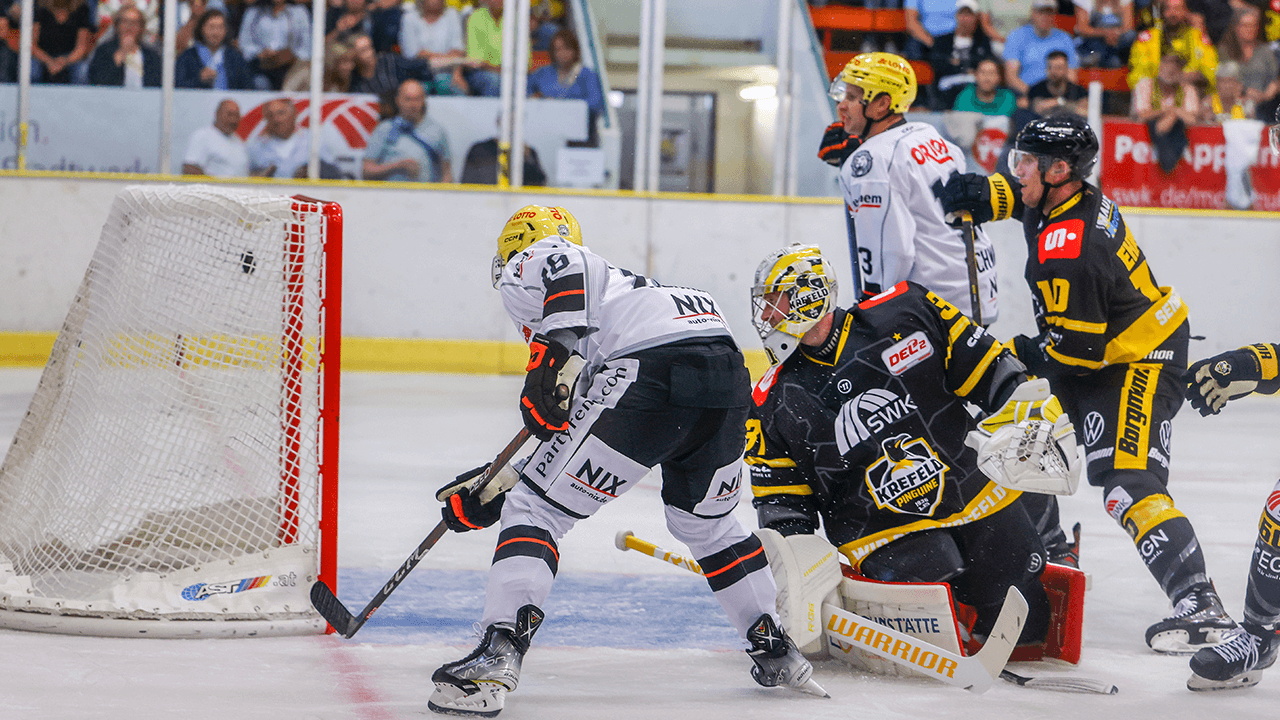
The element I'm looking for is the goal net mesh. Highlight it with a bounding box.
[0,185,336,633]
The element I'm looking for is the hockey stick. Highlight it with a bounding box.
[310,427,534,638]
[614,531,829,698]
[615,530,704,574]
[615,531,1025,694]
[960,210,983,325]
[999,669,1117,694]
[823,591,1024,694]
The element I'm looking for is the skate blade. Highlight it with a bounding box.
[1149,627,1233,656]
[1187,669,1264,692]
[794,677,830,698]
[428,682,506,717]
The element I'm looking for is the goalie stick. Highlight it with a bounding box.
[616,531,1026,693]
[999,669,1117,694]
[310,427,534,638]
[617,531,1117,695]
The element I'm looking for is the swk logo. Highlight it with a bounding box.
[571,459,628,497]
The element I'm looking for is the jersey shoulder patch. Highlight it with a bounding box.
[881,331,934,376]
[849,150,874,177]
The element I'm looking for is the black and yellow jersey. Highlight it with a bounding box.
[746,281,1023,570]
[986,172,1190,375]
[1014,182,1189,377]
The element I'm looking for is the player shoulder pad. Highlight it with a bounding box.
[857,281,911,310]
[752,364,782,407]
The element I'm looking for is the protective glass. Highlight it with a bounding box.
[491,254,505,289]
[1007,149,1039,172]
[829,77,848,103]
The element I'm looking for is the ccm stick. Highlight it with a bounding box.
[312,356,585,638]
[310,427,534,638]
[616,531,1115,695]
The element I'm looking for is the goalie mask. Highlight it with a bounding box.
[751,244,838,365]
[492,205,583,287]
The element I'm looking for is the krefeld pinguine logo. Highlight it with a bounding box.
[864,434,948,516]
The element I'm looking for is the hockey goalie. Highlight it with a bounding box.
[746,243,1087,674]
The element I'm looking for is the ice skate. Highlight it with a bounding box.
[1187,624,1279,691]
[1048,522,1081,569]
[1146,584,1237,655]
[428,604,544,716]
[746,613,828,698]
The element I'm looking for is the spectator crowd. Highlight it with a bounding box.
[814,0,1280,126]
[0,0,600,184]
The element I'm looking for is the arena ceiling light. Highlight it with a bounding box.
[738,84,777,102]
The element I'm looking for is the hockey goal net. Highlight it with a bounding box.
[0,185,341,637]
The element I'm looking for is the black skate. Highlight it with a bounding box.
[746,613,828,697]
[1188,624,1280,691]
[1145,584,1238,655]
[1049,522,1081,569]
[428,604,544,717]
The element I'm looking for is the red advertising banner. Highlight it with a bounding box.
[1102,120,1280,210]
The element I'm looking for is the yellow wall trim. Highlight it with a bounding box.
[0,331,774,378]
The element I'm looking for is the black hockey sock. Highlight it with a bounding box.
[1135,515,1210,601]
[1017,493,1069,556]
[1243,522,1280,627]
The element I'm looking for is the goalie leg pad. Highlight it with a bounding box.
[754,528,844,654]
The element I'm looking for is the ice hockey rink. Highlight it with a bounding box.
[1,366,1279,719]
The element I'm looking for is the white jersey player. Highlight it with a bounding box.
[833,52,998,323]
[427,206,824,717]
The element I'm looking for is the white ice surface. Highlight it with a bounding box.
[2,368,1279,719]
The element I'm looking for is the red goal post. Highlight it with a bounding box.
[0,186,341,637]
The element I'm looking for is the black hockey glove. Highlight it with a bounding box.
[933,172,1016,226]
[439,464,505,532]
[1010,334,1051,377]
[520,333,572,441]
[1183,345,1276,415]
[817,121,861,168]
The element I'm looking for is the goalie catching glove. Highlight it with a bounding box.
[965,378,1080,495]
[1183,344,1279,416]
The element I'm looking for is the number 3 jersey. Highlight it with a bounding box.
[746,281,1021,570]
[839,121,997,322]
[496,237,738,371]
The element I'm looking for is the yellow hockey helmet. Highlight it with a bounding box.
[829,52,917,114]
[493,205,582,286]
[751,244,838,365]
